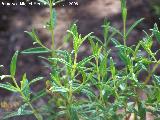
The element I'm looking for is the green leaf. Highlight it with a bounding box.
[51,73,61,86]
[99,54,107,78]
[89,39,102,57]
[47,8,57,29]
[77,55,94,69]
[21,74,30,99]
[111,38,121,46]
[50,86,68,93]
[89,36,103,46]
[118,51,129,65]
[121,0,127,24]
[0,75,12,80]
[138,101,146,120]
[17,103,29,115]
[102,19,110,41]
[121,0,126,10]
[126,18,144,38]
[52,8,57,27]
[48,58,72,68]
[68,24,93,53]
[10,51,18,77]
[109,26,123,37]
[3,110,32,120]
[154,75,160,85]
[81,32,93,43]
[73,83,89,93]
[152,23,160,44]
[25,29,46,48]
[0,83,18,92]
[21,47,50,54]
[67,24,79,52]
[31,89,46,102]
[81,87,96,99]
[64,21,78,43]
[55,50,73,74]
[37,0,49,5]
[122,8,127,23]
[68,105,79,120]
[29,77,44,86]
[54,0,65,5]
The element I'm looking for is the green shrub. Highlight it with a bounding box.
[0,0,160,119]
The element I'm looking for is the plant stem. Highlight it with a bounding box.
[28,102,42,120]
[49,0,55,51]
[123,19,127,46]
[144,62,159,84]
[20,91,42,120]
[95,58,104,103]
[68,53,77,104]
[12,77,20,90]
[12,77,42,120]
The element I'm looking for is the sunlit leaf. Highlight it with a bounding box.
[21,47,50,54]
[10,51,18,77]
[0,83,18,92]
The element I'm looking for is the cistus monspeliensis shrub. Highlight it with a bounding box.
[0,0,160,119]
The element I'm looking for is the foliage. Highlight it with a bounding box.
[0,0,160,119]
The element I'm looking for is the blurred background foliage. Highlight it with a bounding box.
[149,0,160,17]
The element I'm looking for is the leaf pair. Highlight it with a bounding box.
[90,39,102,58]
[25,29,47,49]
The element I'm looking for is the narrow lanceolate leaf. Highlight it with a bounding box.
[121,0,127,22]
[10,51,18,77]
[3,110,33,120]
[0,75,12,80]
[52,8,57,28]
[68,105,79,120]
[37,0,49,5]
[25,29,45,48]
[77,55,94,69]
[21,47,50,54]
[109,26,123,37]
[126,18,144,38]
[31,89,46,102]
[102,19,110,41]
[121,0,126,10]
[99,55,107,77]
[48,58,72,68]
[50,86,68,93]
[138,102,146,120]
[64,21,78,43]
[111,38,121,46]
[82,32,93,43]
[154,75,160,85]
[21,74,30,99]
[51,74,61,87]
[0,83,18,92]
[89,36,103,46]
[29,77,44,86]
[152,23,160,44]
[82,88,96,99]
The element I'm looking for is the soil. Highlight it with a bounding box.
[0,0,159,119]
